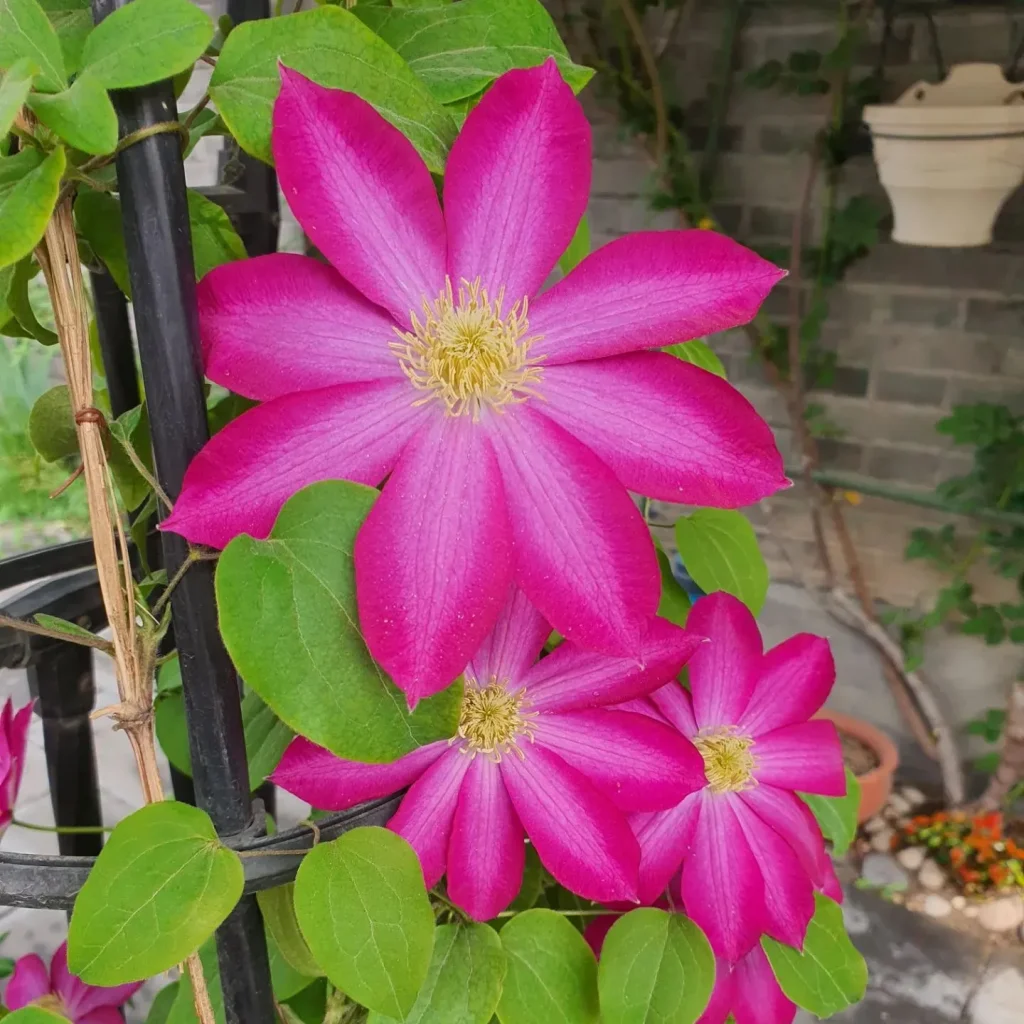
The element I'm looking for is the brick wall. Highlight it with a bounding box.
[557,1,1024,611]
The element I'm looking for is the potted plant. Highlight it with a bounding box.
[863,63,1024,247]
[819,710,900,823]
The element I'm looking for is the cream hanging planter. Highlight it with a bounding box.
[863,63,1024,247]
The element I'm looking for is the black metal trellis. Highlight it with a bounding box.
[0,0,387,1018]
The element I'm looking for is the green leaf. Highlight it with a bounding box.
[67,801,244,984]
[7,257,57,343]
[0,58,37,139]
[598,909,715,1024]
[37,0,91,77]
[664,339,727,379]
[356,0,592,105]
[4,1009,69,1023]
[26,71,117,154]
[269,932,318,1001]
[762,894,867,1017]
[75,189,131,297]
[34,612,100,643]
[216,480,461,763]
[0,146,65,269]
[673,509,769,615]
[0,0,66,93]
[497,909,599,1024]
[558,215,589,276]
[155,690,192,776]
[157,651,183,693]
[801,767,860,857]
[28,384,76,460]
[294,827,435,1019]
[186,189,246,280]
[242,689,293,791]
[107,402,153,511]
[145,982,181,1024]
[257,883,322,979]
[79,0,214,89]
[656,548,691,628]
[166,939,225,1024]
[209,6,457,173]
[368,921,505,1024]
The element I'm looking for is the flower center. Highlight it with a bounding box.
[35,994,68,1018]
[456,681,536,760]
[694,729,756,794]
[392,277,544,419]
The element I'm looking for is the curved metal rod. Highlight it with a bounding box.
[0,796,401,910]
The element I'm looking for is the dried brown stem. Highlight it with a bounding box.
[975,681,1024,811]
[617,0,668,168]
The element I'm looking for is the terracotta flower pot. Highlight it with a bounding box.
[817,710,900,824]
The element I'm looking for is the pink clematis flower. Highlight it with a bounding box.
[1,698,32,836]
[3,942,142,1023]
[163,58,787,704]
[272,587,707,919]
[630,592,845,961]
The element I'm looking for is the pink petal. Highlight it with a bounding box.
[389,748,471,888]
[272,67,445,323]
[738,784,828,890]
[500,743,639,903]
[615,697,671,724]
[681,792,770,961]
[698,957,737,1024]
[271,737,448,809]
[633,793,702,904]
[732,801,815,948]
[467,587,550,690]
[685,594,763,731]
[522,618,704,714]
[583,914,619,958]
[753,721,846,796]
[162,380,426,549]
[5,701,32,806]
[356,415,512,705]
[199,254,402,400]
[648,681,699,737]
[732,945,797,1024]
[489,405,659,658]
[3,954,50,1010]
[819,854,844,903]
[444,59,590,303]
[446,756,525,920]
[738,635,835,737]
[530,230,785,364]
[79,1010,128,1024]
[534,709,706,811]
[540,353,786,507]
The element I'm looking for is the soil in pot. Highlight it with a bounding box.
[842,731,881,777]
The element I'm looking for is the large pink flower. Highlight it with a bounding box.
[630,592,844,960]
[163,59,787,703]
[1,698,32,835]
[3,942,142,1023]
[272,587,707,919]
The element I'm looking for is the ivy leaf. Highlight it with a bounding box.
[216,480,461,763]
[558,215,589,276]
[186,189,246,280]
[597,908,715,1024]
[664,339,727,378]
[37,0,91,77]
[75,189,131,297]
[67,801,244,985]
[28,384,76,460]
[0,58,37,139]
[8,257,57,343]
[497,909,600,1024]
[79,0,214,89]
[801,767,860,857]
[674,509,769,615]
[0,0,66,93]
[294,827,435,1019]
[762,893,867,1017]
[0,147,65,269]
[154,690,192,776]
[355,0,592,105]
[368,921,506,1024]
[242,690,293,791]
[26,71,117,155]
[209,6,457,173]
[257,883,322,979]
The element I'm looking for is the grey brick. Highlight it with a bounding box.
[816,438,866,472]
[825,288,886,325]
[757,121,819,155]
[590,158,652,198]
[947,379,1024,416]
[828,365,870,398]
[874,371,947,407]
[686,123,743,153]
[847,244,1024,297]
[889,294,960,329]
[865,446,940,487]
[711,203,744,235]
[759,30,837,62]
[965,300,1024,336]
[749,206,796,239]
[877,333,1005,376]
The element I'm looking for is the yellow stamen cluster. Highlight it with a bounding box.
[392,277,544,419]
[456,681,536,761]
[694,729,757,794]
[35,994,67,1016]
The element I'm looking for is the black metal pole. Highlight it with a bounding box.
[89,270,139,417]
[88,2,274,1019]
